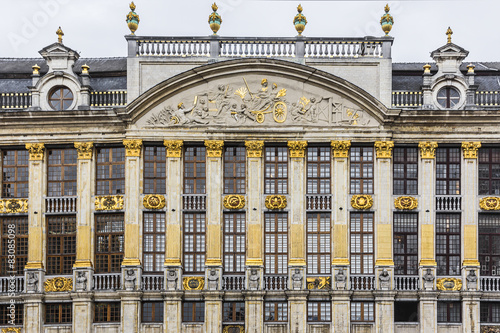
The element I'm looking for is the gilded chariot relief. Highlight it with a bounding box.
[145,76,374,127]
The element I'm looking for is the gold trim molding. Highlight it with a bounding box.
[223,325,244,333]
[25,262,44,270]
[44,277,73,292]
[463,259,480,267]
[374,141,394,158]
[394,196,418,210]
[287,141,308,158]
[462,142,481,159]
[164,259,182,266]
[418,141,438,159]
[183,277,204,290]
[307,277,331,290]
[245,259,264,266]
[436,278,462,291]
[122,258,141,266]
[223,195,245,209]
[205,140,224,157]
[351,195,373,210]
[331,258,350,266]
[73,260,93,269]
[480,197,500,210]
[25,143,44,161]
[419,259,437,266]
[2,328,21,333]
[95,195,124,211]
[143,195,166,209]
[123,139,143,157]
[0,199,28,214]
[265,195,287,210]
[74,142,93,159]
[245,141,264,158]
[164,140,183,158]
[331,140,351,158]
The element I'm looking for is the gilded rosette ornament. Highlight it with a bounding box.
[418,141,438,159]
[74,142,93,159]
[288,141,307,158]
[351,195,373,210]
[123,139,143,157]
[462,142,481,159]
[208,3,222,35]
[374,141,394,158]
[164,140,183,157]
[143,195,166,210]
[223,195,245,209]
[183,277,205,290]
[126,2,140,35]
[331,140,351,158]
[95,195,124,211]
[480,197,500,211]
[245,141,264,158]
[394,196,418,210]
[44,277,73,292]
[306,277,331,290]
[0,199,28,214]
[265,195,287,210]
[25,143,45,160]
[2,328,21,333]
[436,278,462,291]
[380,4,394,36]
[293,4,307,36]
[205,140,224,157]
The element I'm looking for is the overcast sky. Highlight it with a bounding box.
[2,0,499,63]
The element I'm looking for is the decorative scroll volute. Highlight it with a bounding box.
[394,196,418,210]
[480,197,500,211]
[223,195,245,209]
[74,142,93,159]
[143,195,166,209]
[123,139,143,157]
[288,141,308,158]
[205,140,224,157]
[351,195,373,210]
[95,195,124,211]
[331,140,351,158]
[25,143,45,161]
[418,141,438,159]
[183,277,205,290]
[374,141,394,158]
[44,277,73,292]
[245,141,264,158]
[436,278,462,291]
[164,140,183,158]
[265,195,287,210]
[462,142,481,159]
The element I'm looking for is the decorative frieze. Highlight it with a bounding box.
[331,140,351,158]
[350,195,373,210]
[374,141,394,158]
[462,141,481,159]
[245,140,264,158]
[143,194,166,210]
[204,140,224,157]
[0,199,28,214]
[265,195,287,210]
[287,141,308,158]
[163,140,183,157]
[2,328,21,333]
[74,142,93,159]
[25,143,45,160]
[183,276,204,290]
[95,195,124,211]
[418,141,438,159]
[480,197,500,211]
[123,139,143,157]
[306,276,331,290]
[44,277,73,292]
[436,278,462,291]
[394,196,418,210]
[223,195,245,209]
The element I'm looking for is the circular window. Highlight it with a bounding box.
[48,86,73,110]
[437,86,460,109]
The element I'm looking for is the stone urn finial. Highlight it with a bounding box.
[380,4,394,36]
[126,2,140,35]
[208,3,222,35]
[293,4,307,36]
[56,26,64,44]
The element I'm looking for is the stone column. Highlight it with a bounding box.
[164,291,182,332]
[24,295,43,332]
[204,291,223,333]
[462,292,481,333]
[244,291,265,333]
[71,293,93,333]
[121,292,141,333]
[419,291,438,333]
[287,291,308,333]
[331,291,351,333]
[374,291,396,333]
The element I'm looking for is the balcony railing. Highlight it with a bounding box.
[306,195,332,210]
[350,275,375,291]
[90,90,127,107]
[304,40,383,58]
[93,273,121,291]
[142,275,164,291]
[392,91,423,107]
[45,196,77,214]
[476,91,500,106]
[394,275,419,291]
[221,40,295,58]
[0,276,24,293]
[436,195,461,211]
[0,93,31,110]
[182,194,206,210]
[481,276,500,292]
[264,275,288,291]
[222,275,245,291]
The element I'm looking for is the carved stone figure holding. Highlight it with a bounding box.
[26,272,38,293]
[210,84,232,117]
[335,269,347,290]
[304,97,324,123]
[166,269,178,290]
[466,270,478,290]
[423,268,435,290]
[233,103,255,123]
[75,271,87,291]
[248,269,260,290]
[207,268,219,290]
[379,269,390,290]
[124,269,136,291]
[291,269,303,290]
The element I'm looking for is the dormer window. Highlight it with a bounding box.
[48,86,73,110]
[436,86,460,109]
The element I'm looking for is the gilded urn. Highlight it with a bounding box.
[380,4,394,36]
[208,3,222,35]
[126,2,140,35]
[293,4,307,36]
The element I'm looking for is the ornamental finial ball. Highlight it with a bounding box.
[56,27,64,44]
[446,27,453,43]
[293,4,307,36]
[126,2,140,35]
[380,4,394,36]
[208,3,222,35]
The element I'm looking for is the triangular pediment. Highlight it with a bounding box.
[39,43,79,57]
[431,43,469,58]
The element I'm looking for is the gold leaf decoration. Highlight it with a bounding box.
[418,141,438,159]
[164,140,183,157]
[331,140,351,158]
[183,277,205,290]
[74,142,93,159]
[0,199,28,214]
[288,141,308,158]
[123,139,143,157]
[480,197,500,211]
[265,195,287,210]
[25,143,45,161]
[351,195,373,210]
[245,141,264,158]
[436,278,462,291]
[462,142,481,159]
[143,195,166,210]
[204,140,224,157]
[44,277,73,292]
[306,277,331,290]
[374,141,394,158]
[223,195,245,210]
[394,196,418,210]
[2,328,21,333]
[95,196,124,211]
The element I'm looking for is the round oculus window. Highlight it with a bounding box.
[48,86,73,111]
[436,86,460,109]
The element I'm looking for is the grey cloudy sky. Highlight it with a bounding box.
[2,0,499,63]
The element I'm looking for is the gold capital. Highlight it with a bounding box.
[331,140,351,158]
[462,142,481,159]
[374,141,394,158]
[164,140,183,158]
[25,143,45,161]
[287,141,308,158]
[204,140,224,157]
[245,141,264,158]
[418,141,438,159]
[123,139,143,157]
[74,142,93,160]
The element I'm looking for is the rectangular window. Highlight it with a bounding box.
[96,147,125,195]
[1,216,28,276]
[144,146,166,194]
[223,213,245,274]
[436,147,461,195]
[46,215,76,275]
[307,213,331,275]
[481,302,500,323]
[479,148,500,195]
[224,146,246,194]
[94,302,120,323]
[95,214,124,273]
[183,213,205,274]
[265,213,288,275]
[184,146,206,194]
[265,147,288,194]
[351,302,374,322]
[45,303,72,324]
[2,150,29,198]
[436,213,461,276]
[183,302,205,322]
[393,213,418,275]
[350,213,374,275]
[264,302,288,322]
[223,302,245,322]
[394,301,419,322]
[0,303,23,325]
[142,301,164,323]
[47,149,77,197]
[393,147,418,195]
[143,212,165,273]
[479,214,500,276]
[307,302,331,322]
[307,147,331,194]
[437,302,461,323]
[350,147,374,194]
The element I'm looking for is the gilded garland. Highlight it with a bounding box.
[351,195,373,210]
[436,278,462,291]
[480,197,500,211]
[223,195,245,210]
[394,196,418,210]
[44,277,73,292]
[0,199,28,214]
[265,195,287,210]
[95,195,124,211]
[143,195,166,210]
[183,277,205,290]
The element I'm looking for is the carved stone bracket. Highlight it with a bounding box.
[351,195,373,210]
[183,277,205,290]
[245,141,264,158]
[436,278,462,291]
[44,277,73,292]
[123,139,143,157]
[374,141,394,158]
[0,199,28,214]
[287,141,308,158]
[394,196,418,210]
[205,140,224,157]
[265,195,287,210]
[480,197,500,210]
[143,194,166,209]
[331,140,351,158]
[418,141,438,159]
[25,143,45,161]
[95,195,124,211]
[74,142,93,159]
[462,141,481,159]
[164,140,183,157]
[223,195,245,209]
